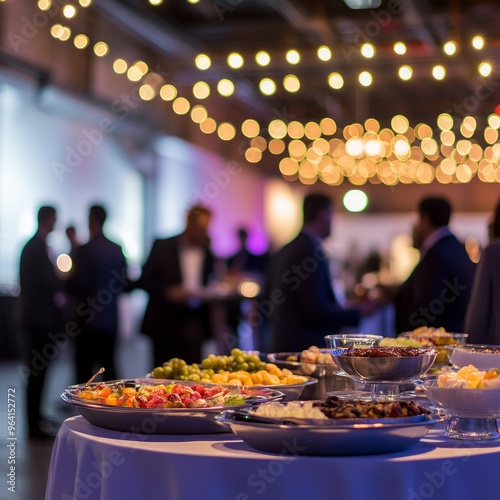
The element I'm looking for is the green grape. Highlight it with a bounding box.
[152,367,164,378]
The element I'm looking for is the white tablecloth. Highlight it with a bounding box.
[46,416,500,500]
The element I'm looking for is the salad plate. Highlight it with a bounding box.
[62,379,285,434]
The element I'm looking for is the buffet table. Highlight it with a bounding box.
[46,416,500,500]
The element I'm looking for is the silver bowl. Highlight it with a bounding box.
[267,351,355,400]
[330,347,437,383]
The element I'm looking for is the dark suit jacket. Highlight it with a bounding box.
[136,236,214,339]
[267,232,360,352]
[19,235,63,333]
[395,233,476,334]
[70,235,127,334]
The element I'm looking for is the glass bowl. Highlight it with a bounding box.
[449,344,500,371]
[421,377,500,440]
[324,333,383,349]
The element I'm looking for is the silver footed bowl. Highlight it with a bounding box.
[330,346,438,383]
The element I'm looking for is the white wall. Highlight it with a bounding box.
[0,81,145,287]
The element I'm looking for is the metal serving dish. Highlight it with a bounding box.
[330,347,437,383]
[267,351,355,400]
[216,407,442,456]
[62,379,285,434]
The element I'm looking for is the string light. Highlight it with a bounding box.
[479,62,492,77]
[33,6,500,187]
[217,79,235,97]
[74,34,89,49]
[63,4,77,18]
[432,65,446,80]
[398,65,413,80]
[443,41,457,56]
[360,43,375,58]
[195,54,211,70]
[259,78,276,96]
[285,50,300,65]
[358,71,373,87]
[328,72,344,90]
[394,42,406,55]
[255,51,270,66]
[472,35,485,50]
[227,52,244,69]
[317,46,332,61]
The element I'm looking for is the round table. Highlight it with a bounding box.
[46,416,500,500]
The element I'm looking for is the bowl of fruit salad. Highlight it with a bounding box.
[149,349,317,401]
[420,365,500,440]
[62,378,285,434]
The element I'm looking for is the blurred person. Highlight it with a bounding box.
[266,193,376,352]
[225,227,269,352]
[135,205,215,366]
[19,205,64,438]
[395,197,476,334]
[68,205,127,383]
[227,227,268,276]
[465,198,500,344]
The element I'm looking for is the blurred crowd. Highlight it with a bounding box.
[15,193,500,438]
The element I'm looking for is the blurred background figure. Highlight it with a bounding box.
[395,197,476,334]
[224,227,269,353]
[67,205,127,383]
[19,205,65,439]
[465,197,500,344]
[266,193,376,352]
[227,227,268,277]
[135,204,214,366]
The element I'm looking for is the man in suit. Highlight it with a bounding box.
[267,194,374,352]
[19,205,64,438]
[69,205,127,382]
[395,197,476,334]
[465,197,500,344]
[136,205,214,366]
